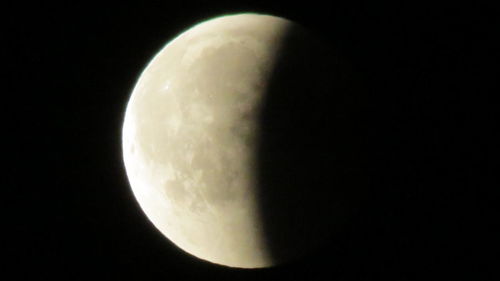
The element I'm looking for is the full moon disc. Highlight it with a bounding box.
[123,13,345,268]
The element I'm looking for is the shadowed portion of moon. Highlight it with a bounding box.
[255,24,366,264]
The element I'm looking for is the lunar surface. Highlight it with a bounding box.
[122,13,346,268]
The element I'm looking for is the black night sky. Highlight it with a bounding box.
[6,1,497,280]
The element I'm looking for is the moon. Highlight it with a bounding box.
[122,13,347,268]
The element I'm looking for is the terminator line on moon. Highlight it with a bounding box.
[122,13,340,268]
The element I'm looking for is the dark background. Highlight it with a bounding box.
[6,1,497,280]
